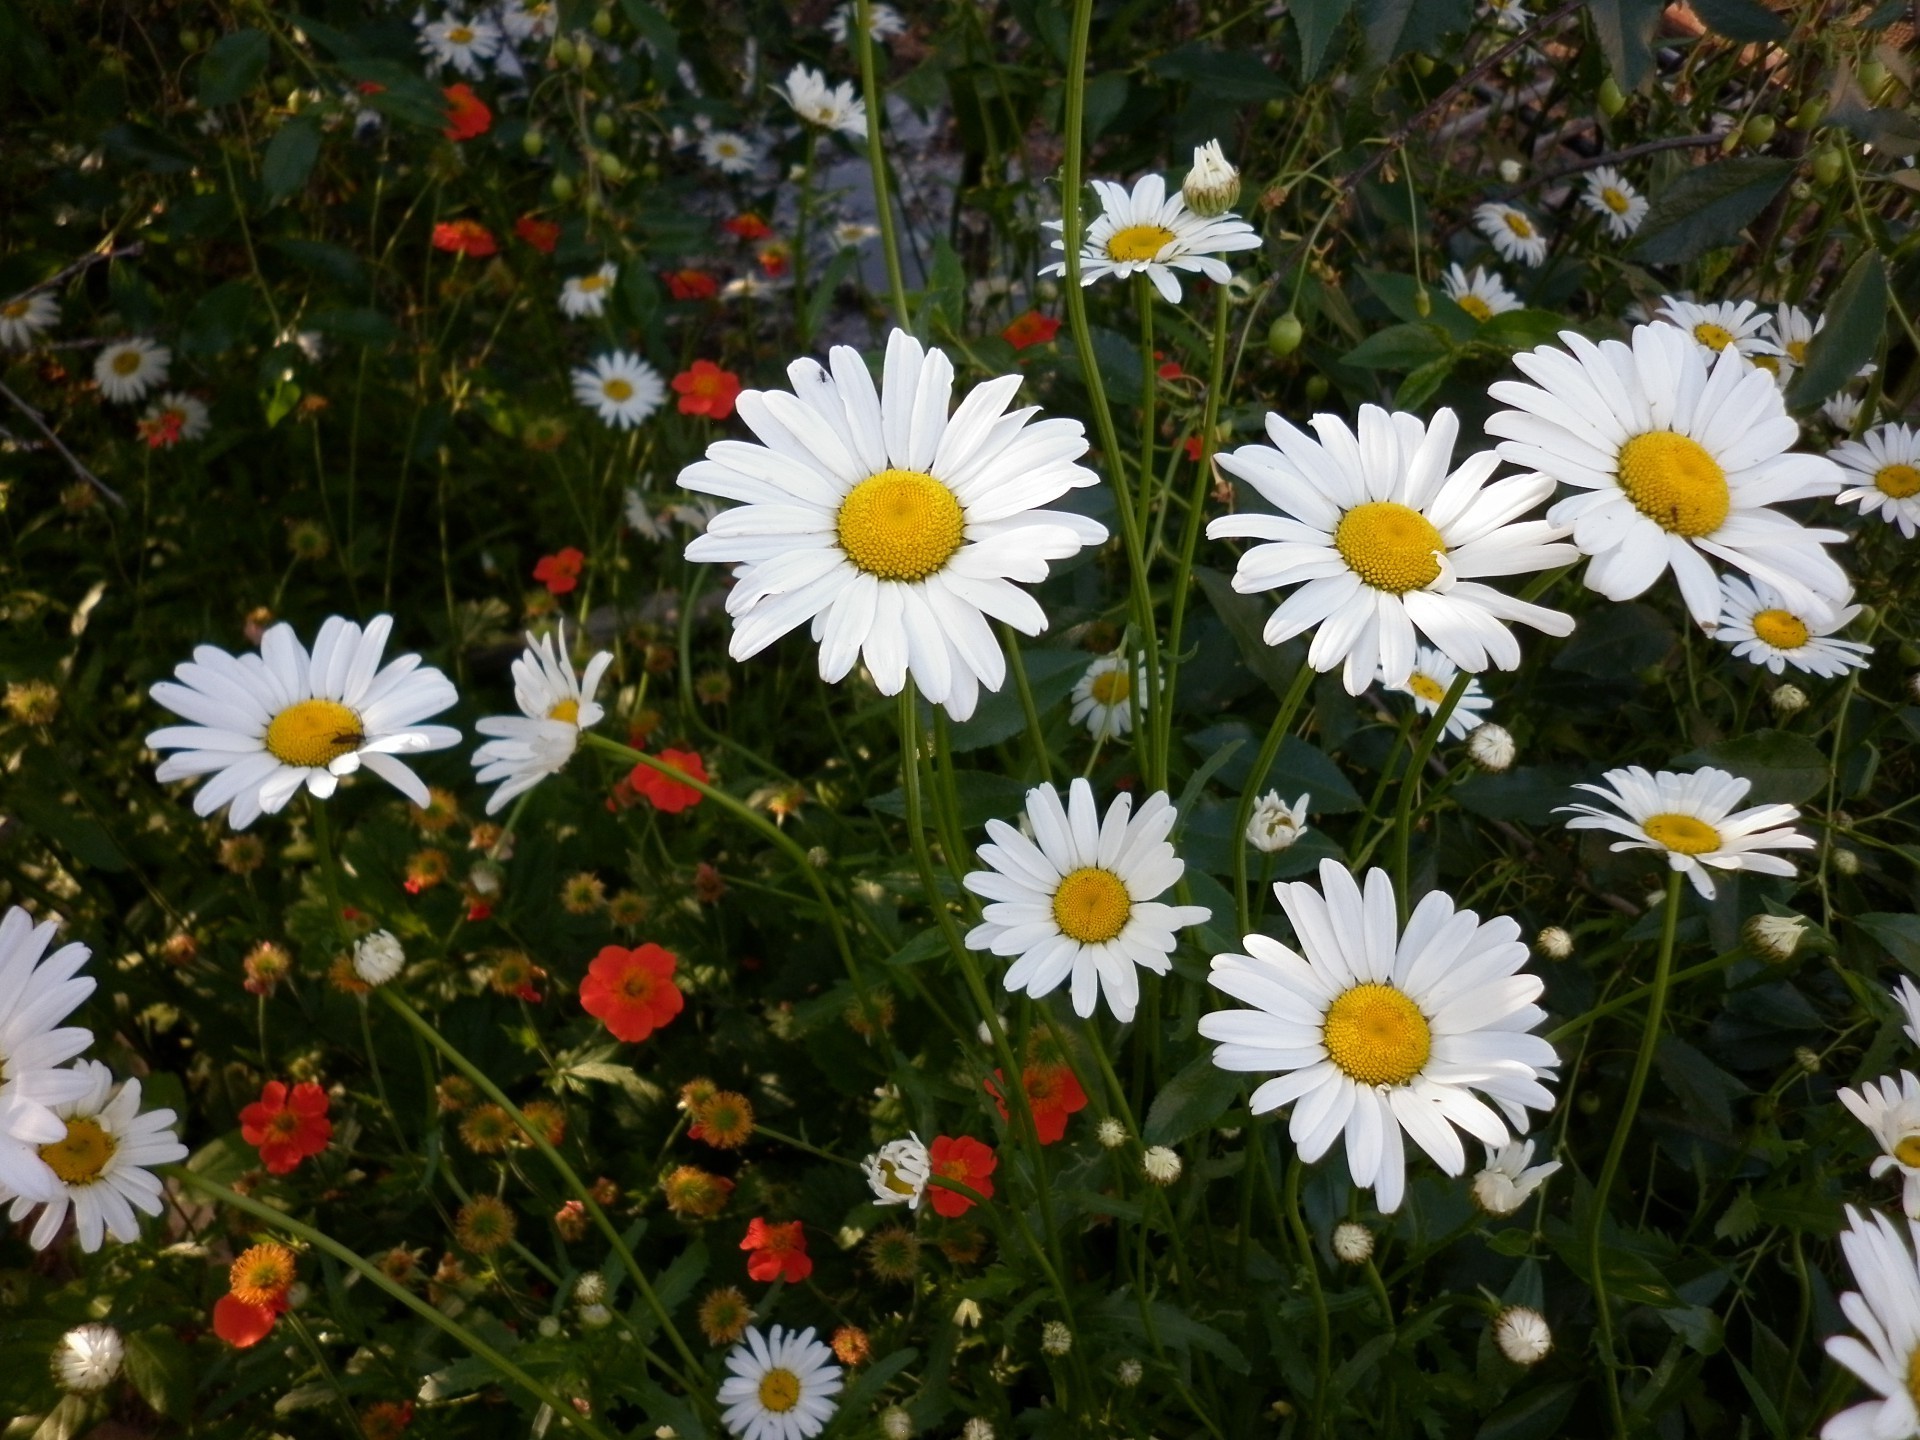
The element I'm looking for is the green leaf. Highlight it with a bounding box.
[867,771,1027,828]
[1359,0,1472,61]
[262,115,322,202]
[1654,1035,1747,1134]
[1551,602,1675,677]
[833,1346,918,1419]
[179,280,256,356]
[618,263,663,329]
[122,1328,193,1418]
[1714,1188,1760,1243]
[305,306,398,346]
[1292,0,1353,77]
[617,0,679,67]
[339,59,450,129]
[1474,1379,1580,1440]
[1149,45,1289,102]
[803,247,860,350]
[1676,730,1829,805]
[945,648,1084,753]
[198,29,269,107]
[1857,913,1920,973]
[1192,565,1295,698]
[1475,308,1573,352]
[1394,356,1455,410]
[1786,251,1887,407]
[1586,0,1662,89]
[1626,157,1796,264]
[1144,1054,1241,1146]
[1688,0,1787,39]
[1342,321,1451,370]
[1454,765,1585,825]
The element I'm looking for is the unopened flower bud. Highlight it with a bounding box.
[1142,1146,1181,1185]
[1116,1357,1143,1386]
[1744,912,1806,962]
[1498,158,1522,183]
[1794,1045,1820,1074]
[1494,1306,1552,1366]
[1331,1222,1373,1264]
[1467,723,1515,772]
[1181,139,1240,218]
[580,1303,612,1328]
[1770,684,1808,716]
[1834,848,1861,876]
[1040,1320,1073,1356]
[953,1298,983,1328]
[538,1316,561,1337]
[1535,926,1573,961]
[353,929,405,987]
[1096,1117,1127,1149]
[574,1271,608,1306]
[879,1408,914,1440]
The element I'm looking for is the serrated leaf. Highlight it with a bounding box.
[1627,157,1796,264]
[1787,251,1887,407]
[1144,1054,1240,1146]
[1342,321,1451,370]
[1714,1188,1760,1243]
[198,29,269,107]
[262,115,322,202]
[1857,913,1920,973]
[1587,0,1662,89]
[122,1328,193,1418]
[1676,729,1828,805]
[1293,0,1353,77]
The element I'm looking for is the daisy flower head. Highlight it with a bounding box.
[52,1323,123,1393]
[1713,575,1870,678]
[1823,1205,1920,1440]
[572,351,665,430]
[0,291,58,348]
[1207,404,1575,695]
[93,337,170,404]
[417,12,502,76]
[10,1060,186,1252]
[1823,392,1865,433]
[1766,303,1822,378]
[1441,264,1522,323]
[1559,764,1814,899]
[700,130,760,175]
[1486,322,1851,626]
[862,1133,930,1209]
[679,329,1106,721]
[1839,1073,1920,1219]
[559,263,618,319]
[1834,423,1920,538]
[1069,652,1148,742]
[1385,645,1492,738]
[1656,296,1781,364]
[0,906,98,1202]
[1473,202,1548,267]
[963,778,1210,1023]
[498,0,557,42]
[1198,861,1558,1213]
[471,622,614,813]
[1471,1136,1561,1216]
[717,1324,843,1440]
[1041,173,1263,304]
[141,392,210,443]
[825,1,905,45]
[146,614,460,829]
[1580,166,1648,239]
[1247,791,1311,853]
[777,65,866,140]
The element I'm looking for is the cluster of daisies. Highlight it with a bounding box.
[0,293,208,450]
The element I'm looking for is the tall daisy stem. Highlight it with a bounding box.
[854,0,911,332]
[1389,670,1471,923]
[1277,1145,1331,1433]
[1134,273,1156,543]
[1231,663,1317,935]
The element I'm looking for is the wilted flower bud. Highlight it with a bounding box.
[1498,158,1523,183]
[1332,1222,1373,1264]
[353,930,405,987]
[1744,912,1806,961]
[1534,926,1573,961]
[1096,1117,1127,1149]
[1247,791,1311,852]
[574,1271,608,1307]
[1467,723,1515,772]
[1040,1320,1073,1355]
[1142,1146,1182,1185]
[1834,848,1861,876]
[1770,684,1808,716]
[1116,1357,1143,1387]
[1182,139,1240,218]
[52,1324,123,1393]
[953,1298,983,1328]
[1494,1306,1553,1366]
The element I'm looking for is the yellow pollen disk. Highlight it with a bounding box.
[1322,984,1431,1088]
[1052,866,1132,945]
[1,299,27,319]
[1089,669,1132,706]
[111,348,143,376]
[1750,355,1781,376]
[835,468,965,582]
[447,24,474,41]
[1691,322,1735,352]
[1456,294,1493,323]
[1615,431,1730,538]
[578,275,607,292]
[878,1159,917,1196]
[1876,463,1920,500]
[1751,608,1810,650]
[1896,1134,1920,1169]
[548,698,580,724]
[1502,212,1534,238]
[758,1368,802,1413]
[1334,502,1446,594]
[1909,1345,1920,1411]
[1407,672,1447,704]
[40,1117,115,1185]
[1106,223,1177,263]
[265,698,364,769]
[1786,339,1810,365]
[1641,812,1721,855]
[1601,187,1630,215]
[602,377,635,402]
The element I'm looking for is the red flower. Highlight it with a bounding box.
[432,220,498,257]
[722,213,771,241]
[533,547,585,595]
[1002,310,1061,350]
[628,749,707,814]
[1183,435,1205,462]
[672,361,743,421]
[212,1292,285,1348]
[442,84,492,141]
[741,1218,812,1283]
[580,943,685,1043]
[239,1080,332,1174]
[138,410,185,449]
[986,1063,1088,1145]
[515,215,561,254]
[756,243,790,278]
[1157,360,1183,379]
[927,1135,997,1218]
[665,268,718,301]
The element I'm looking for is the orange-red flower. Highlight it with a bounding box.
[442,84,492,141]
[927,1135,996,1218]
[138,409,185,449]
[665,268,718,301]
[741,1218,811,1283]
[722,213,771,241]
[628,749,707,813]
[756,242,790,278]
[1002,310,1061,350]
[212,1291,285,1347]
[533,547,585,595]
[515,215,560,254]
[432,219,497,257]
[985,1062,1088,1145]
[240,1080,332,1174]
[579,942,685,1043]
[672,361,743,421]
[1183,434,1205,462]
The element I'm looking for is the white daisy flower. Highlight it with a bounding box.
[1247,791,1311,853]
[8,1060,186,1252]
[1441,264,1523,323]
[140,392,210,442]
[1069,652,1147,742]
[1486,322,1851,627]
[699,130,760,175]
[624,488,674,542]
[1823,1205,1920,1440]
[93,338,170,404]
[825,1,905,45]
[470,622,614,814]
[776,64,866,140]
[571,351,665,430]
[962,778,1211,1023]
[1384,645,1492,739]
[1766,303,1821,381]
[146,614,461,829]
[833,221,879,247]
[417,12,502,76]
[1581,166,1648,239]
[1198,861,1558,1213]
[1834,423,1920,539]
[559,263,618,319]
[1897,976,1920,1049]
[352,930,405,987]
[717,1324,844,1440]
[1558,764,1814,900]
[0,291,58,348]
[1473,203,1548,267]
[862,1133,930,1209]
[1656,297,1782,364]
[679,329,1106,721]
[1494,1307,1553,1365]
[0,907,97,1203]
[1471,1136,1561,1216]
[1840,1073,1920,1219]
[1207,404,1575,696]
[1822,392,1864,433]
[1483,0,1530,31]
[1714,574,1870,677]
[52,1323,123,1393]
[1041,173,1263,304]
[497,1,557,42]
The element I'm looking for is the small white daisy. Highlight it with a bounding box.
[1766,303,1821,379]
[1199,861,1558,1213]
[1822,1206,1920,1440]
[1494,1307,1553,1366]
[0,906,97,1203]
[861,1133,930,1209]
[1558,764,1814,900]
[1471,1137,1561,1216]
[776,64,866,140]
[1483,0,1530,31]
[470,622,614,814]
[717,1324,844,1440]
[1840,1072,1920,1220]
[1042,173,1263,304]
[1441,264,1522,323]
[146,614,461,829]
[1384,645,1492,739]
[1069,652,1147,742]
[1473,202,1548,267]
[1896,977,1920,1049]
[1822,392,1864,433]
[1834,423,1920,539]
[1246,791,1311,853]
[963,778,1211,1023]
[0,291,58,348]
[825,1,905,45]
[417,12,502,76]
[572,351,665,429]
[699,131,760,175]
[140,392,210,442]
[52,1323,123,1393]
[497,1,557,43]
[833,221,879,247]
[559,263,619,319]
[1581,166,1648,239]
[93,338,170,404]
[352,930,405,987]
[1713,575,1870,678]
[1656,297,1782,364]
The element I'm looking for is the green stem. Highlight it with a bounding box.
[1280,1149,1330,1434]
[1389,670,1471,923]
[1546,946,1740,1046]
[1231,664,1317,935]
[1002,624,1053,783]
[1134,273,1156,547]
[853,0,911,331]
[307,796,350,942]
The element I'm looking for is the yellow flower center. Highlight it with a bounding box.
[1641,812,1721,855]
[1407,672,1447,704]
[548,698,580,723]
[111,348,143,376]
[1456,293,1493,322]
[602,378,634,401]
[40,1117,115,1185]
[1751,355,1780,376]
[1502,212,1534,238]
[1876,463,1920,499]
[447,24,474,42]
[1601,186,1630,215]
[1089,668,1131,706]
[1786,339,1809,365]
[1908,1344,1920,1410]
[1751,608,1809,650]
[1691,322,1735,352]
[1334,501,1446,594]
[1106,223,1176,263]
[758,1368,801,1413]
[2,299,27,319]
[1322,984,1431,1088]
[265,698,364,768]
[1051,866,1132,944]
[877,1159,917,1196]
[578,274,607,293]
[835,468,965,582]
[1615,431,1730,537]
[1896,1135,1920,1169]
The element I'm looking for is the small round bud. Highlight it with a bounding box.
[1412,54,1435,76]
[1859,59,1892,104]
[352,929,405,987]
[52,1324,123,1393]
[1498,158,1523,183]
[522,127,544,156]
[1304,374,1329,402]
[574,1271,608,1306]
[1788,96,1826,130]
[1040,1320,1073,1356]
[960,1420,994,1440]
[1770,684,1808,716]
[591,7,613,37]
[1467,723,1515,772]
[1116,1358,1143,1387]
[1412,286,1432,317]
[551,35,576,65]
[1794,1045,1820,1074]
[1577,1090,1601,1114]
[596,151,625,180]
[1096,1117,1127,1149]
[1743,115,1777,148]
[1142,1146,1182,1185]
[1790,181,1813,202]
[580,1303,612,1328]
[1834,848,1861,876]
[1598,77,1626,117]
[1181,139,1241,218]
[1494,1306,1552,1366]
[880,1408,914,1440]
[1812,147,1844,186]
[807,845,830,868]
[1910,671,1920,704]
[538,1316,561,1338]
[593,112,616,141]
[574,38,595,70]
[551,173,575,202]
[1267,313,1304,358]
[1535,926,1573,960]
[1263,97,1286,120]
[1331,1222,1373,1264]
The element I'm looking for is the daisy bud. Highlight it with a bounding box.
[1494,1306,1553,1366]
[1472,1138,1561,1216]
[1142,1146,1182,1185]
[52,1324,123,1393]
[1834,848,1861,875]
[574,1270,608,1307]
[580,1303,612,1328]
[862,1134,931,1210]
[538,1316,561,1337]
[1498,158,1523,183]
[1744,912,1806,962]
[1467,723,1516,772]
[1040,1320,1073,1355]
[352,930,405,987]
[1534,926,1574,961]
[1794,1045,1820,1074]
[961,1420,995,1440]
[1116,1358,1143,1387]
[1332,1222,1374,1264]
[953,1298,983,1328]
[1770,684,1808,716]
[1096,1117,1127,1149]
[880,1407,914,1440]
[1247,791,1311,853]
[807,845,831,868]
[1181,139,1240,218]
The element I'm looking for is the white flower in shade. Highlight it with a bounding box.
[52,1323,123,1392]
[1331,1221,1374,1263]
[1486,323,1851,626]
[1839,1072,1920,1219]
[1042,172,1262,304]
[1199,861,1558,1213]
[1822,392,1864,433]
[1764,302,1825,376]
[679,329,1106,721]
[1467,722,1515,772]
[960,1421,993,1440]
[572,351,665,430]
[1441,264,1522,323]
[1181,139,1240,218]
[352,930,405,987]
[417,12,501,76]
[559,263,618,319]
[1096,1116,1126,1148]
[825,2,905,44]
[1473,203,1548,266]
[0,908,97,1204]
[1472,1137,1561,1216]
[93,338,170,404]
[146,614,461,829]
[1247,791,1311,853]
[1069,652,1147,742]
[879,1407,913,1440]
[1484,0,1530,31]
[498,1,557,42]
[717,1324,843,1440]
[9,1061,186,1251]
[1833,423,1920,539]
[1039,1320,1072,1355]
[1657,297,1781,364]
[1559,764,1814,900]
[833,221,879,248]
[1208,405,1575,695]
[1822,1205,1920,1439]
[777,65,866,140]
[140,392,210,443]
[862,1133,930,1210]
[471,623,614,814]
[1581,166,1648,239]
[1385,646,1492,739]
[0,292,58,348]
[963,778,1210,1023]
[1897,977,1920,1049]
[1141,1146,1181,1184]
[700,131,760,175]
[1744,911,1805,961]
[1494,1307,1552,1365]
[1714,575,1870,677]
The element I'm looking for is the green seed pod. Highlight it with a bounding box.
[178,27,199,50]
[1859,59,1890,104]
[1812,146,1843,185]
[593,112,615,141]
[1413,287,1431,318]
[574,40,594,70]
[551,172,575,201]
[1743,114,1776,147]
[1787,95,1826,130]
[591,7,613,37]
[1411,54,1434,77]
[523,126,544,156]
[272,73,296,99]
[1304,374,1329,402]
[1598,77,1626,117]
[552,35,576,66]
[1263,98,1285,121]
[640,162,661,182]
[596,150,625,180]
[1267,313,1304,357]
